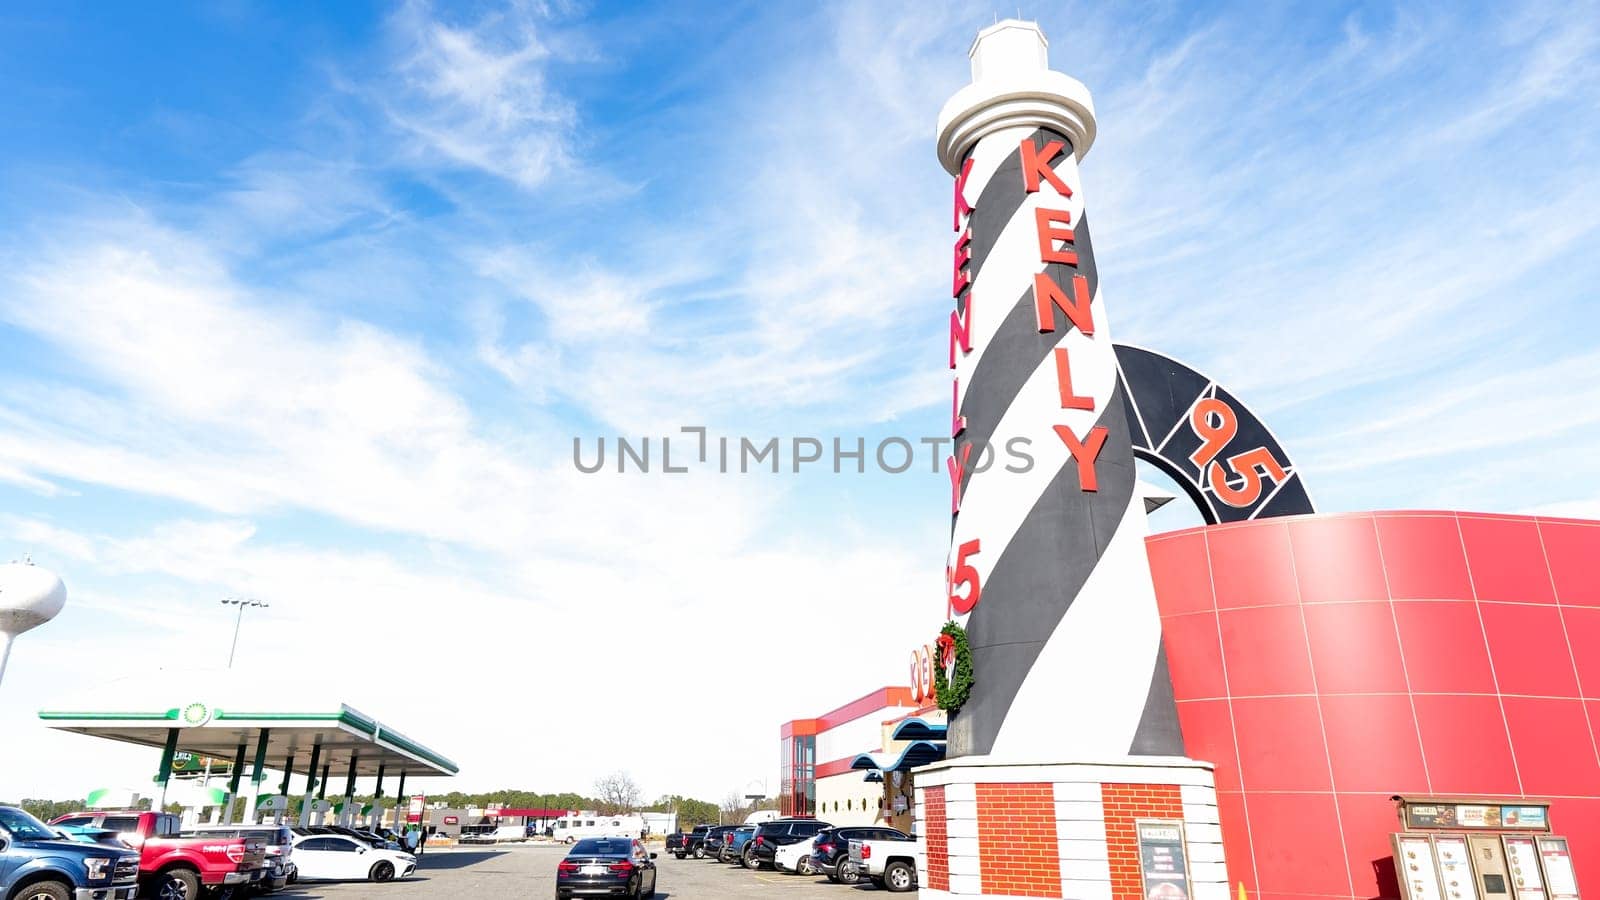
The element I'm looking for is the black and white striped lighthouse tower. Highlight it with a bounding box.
[915,24,1229,898]
[939,21,1183,760]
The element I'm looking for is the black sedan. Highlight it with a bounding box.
[556,837,658,899]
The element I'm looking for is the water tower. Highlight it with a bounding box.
[0,560,67,687]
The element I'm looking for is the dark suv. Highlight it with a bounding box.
[744,819,832,870]
[812,826,909,883]
[700,825,738,861]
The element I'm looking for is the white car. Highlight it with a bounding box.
[291,833,417,883]
[775,837,819,875]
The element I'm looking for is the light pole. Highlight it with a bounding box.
[221,597,269,668]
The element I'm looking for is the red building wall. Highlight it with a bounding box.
[1146,510,1600,900]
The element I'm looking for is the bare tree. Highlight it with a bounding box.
[720,790,746,824]
[595,771,643,815]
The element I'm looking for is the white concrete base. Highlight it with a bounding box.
[912,756,1228,900]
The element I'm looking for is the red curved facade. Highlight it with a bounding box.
[1146,510,1600,900]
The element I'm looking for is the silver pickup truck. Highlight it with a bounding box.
[847,834,920,893]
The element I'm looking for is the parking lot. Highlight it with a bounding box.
[272,843,916,899]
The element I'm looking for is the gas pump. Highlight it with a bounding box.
[1391,798,1581,900]
[256,795,289,825]
[307,798,333,827]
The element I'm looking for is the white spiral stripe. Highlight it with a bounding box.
[987,491,1165,758]
[954,159,1084,407]
[956,124,1035,217]
[947,287,1115,584]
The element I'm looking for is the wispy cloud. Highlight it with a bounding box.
[377,0,576,190]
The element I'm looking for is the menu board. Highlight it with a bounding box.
[1538,837,1579,900]
[1396,834,1447,900]
[1404,802,1551,832]
[1502,807,1549,830]
[1433,836,1480,900]
[1137,821,1192,900]
[1503,836,1547,900]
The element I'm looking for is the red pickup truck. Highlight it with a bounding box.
[49,810,265,899]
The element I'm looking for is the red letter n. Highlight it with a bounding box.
[1054,424,1109,492]
[1034,272,1094,335]
[1021,138,1072,196]
[949,294,973,369]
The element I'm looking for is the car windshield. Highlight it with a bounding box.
[0,807,61,841]
[570,838,632,856]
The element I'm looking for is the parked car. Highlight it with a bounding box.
[290,833,415,883]
[664,824,714,859]
[183,824,296,892]
[50,810,266,899]
[812,826,908,884]
[327,826,402,851]
[743,819,831,870]
[718,826,755,863]
[555,837,657,899]
[0,805,141,900]
[849,832,919,893]
[50,824,129,847]
[698,826,736,861]
[773,835,819,875]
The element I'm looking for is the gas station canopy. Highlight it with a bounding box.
[39,702,457,778]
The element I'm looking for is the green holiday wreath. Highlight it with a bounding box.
[933,621,974,712]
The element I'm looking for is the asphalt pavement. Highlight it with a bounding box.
[275,842,913,899]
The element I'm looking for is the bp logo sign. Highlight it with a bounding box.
[180,702,213,727]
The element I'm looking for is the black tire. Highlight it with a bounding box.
[626,874,641,899]
[826,873,841,883]
[797,856,815,876]
[674,852,685,860]
[693,845,705,859]
[370,860,396,883]
[884,860,916,892]
[152,868,201,900]
[15,881,71,900]
[838,861,861,885]
[742,849,760,870]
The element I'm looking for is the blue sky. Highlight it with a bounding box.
[1,0,1598,802]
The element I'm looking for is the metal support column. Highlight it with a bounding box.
[154,728,180,812]
[341,753,359,826]
[243,728,271,825]
[392,771,407,831]
[223,743,247,824]
[299,742,322,828]
[372,763,386,830]
[274,752,295,824]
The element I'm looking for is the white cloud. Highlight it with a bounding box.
[378,0,575,190]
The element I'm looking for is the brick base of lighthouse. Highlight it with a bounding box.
[912,758,1228,900]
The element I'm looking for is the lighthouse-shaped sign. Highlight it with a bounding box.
[938,21,1180,760]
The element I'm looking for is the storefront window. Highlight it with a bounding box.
[778,735,817,817]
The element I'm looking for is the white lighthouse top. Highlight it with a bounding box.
[936,19,1097,176]
[968,19,1049,82]
[0,561,67,636]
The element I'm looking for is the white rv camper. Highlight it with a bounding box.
[551,813,646,843]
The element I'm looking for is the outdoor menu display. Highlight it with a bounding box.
[1396,834,1447,900]
[1404,802,1550,832]
[1433,836,1480,900]
[1503,836,1547,900]
[1137,821,1192,900]
[1538,837,1579,900]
